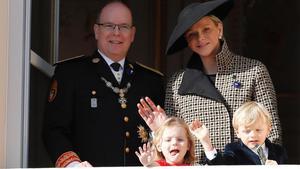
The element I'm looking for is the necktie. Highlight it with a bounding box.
[110,62,121,71]
[257,146,267,165]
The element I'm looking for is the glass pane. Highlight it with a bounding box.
[31,0,52,63]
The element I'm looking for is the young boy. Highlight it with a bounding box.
[190,101,287,165]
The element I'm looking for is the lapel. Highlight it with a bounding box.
[178,40,235,104]
[120,60,135,87]
[178,53,225,103]
[238,140,262,165]
[265,138,277,161]
[91,51,119,87]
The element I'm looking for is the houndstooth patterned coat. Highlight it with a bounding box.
[165,40,281,164]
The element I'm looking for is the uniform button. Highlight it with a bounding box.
[92,58,100,63]
[124,116,129,122]
[125,131,130,138]
[125,147,130,153]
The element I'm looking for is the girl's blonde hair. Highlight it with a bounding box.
[232,101,272,130]
[152,117,195,164]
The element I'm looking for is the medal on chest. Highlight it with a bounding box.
[100,77,131,109]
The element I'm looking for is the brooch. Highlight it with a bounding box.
[137,125,148,143]
[127,64,134,75]
[232,75,242,89]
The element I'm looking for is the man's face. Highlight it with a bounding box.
[94,2,135,61]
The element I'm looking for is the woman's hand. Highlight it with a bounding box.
[137,97,167,131]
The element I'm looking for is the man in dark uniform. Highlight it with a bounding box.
[42,0,164,167]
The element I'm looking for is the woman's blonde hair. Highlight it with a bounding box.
[152,117,195,164]
[208,15,222,25]
[232,101,272,130]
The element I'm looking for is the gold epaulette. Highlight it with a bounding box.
[135,62,164,76]
[54,54,85,65]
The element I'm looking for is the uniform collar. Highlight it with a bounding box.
[97,49,125,70]
[92,51,134,87]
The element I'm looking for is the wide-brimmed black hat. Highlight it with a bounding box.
[166,0,234,55]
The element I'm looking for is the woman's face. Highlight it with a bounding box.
[185,16,223,58]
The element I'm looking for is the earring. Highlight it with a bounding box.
[219,35,223,39]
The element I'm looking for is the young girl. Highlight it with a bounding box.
[135,117,196,166]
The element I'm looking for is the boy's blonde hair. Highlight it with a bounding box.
[153,117,195,164]
[232,101,272,130]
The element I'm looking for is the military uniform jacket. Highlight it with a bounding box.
[206,139,288,165]
[43,51,165,166]
[164,40,281,163]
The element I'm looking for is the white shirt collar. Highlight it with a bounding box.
[97,49,125,69]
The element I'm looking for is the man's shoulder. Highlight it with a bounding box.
[54,54,89,66]
[133,62,164,77]
[53,54,96,76]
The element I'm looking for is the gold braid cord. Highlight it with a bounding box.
[55,151,81,167]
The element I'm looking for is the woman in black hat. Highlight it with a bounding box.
[137,0,281,164]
